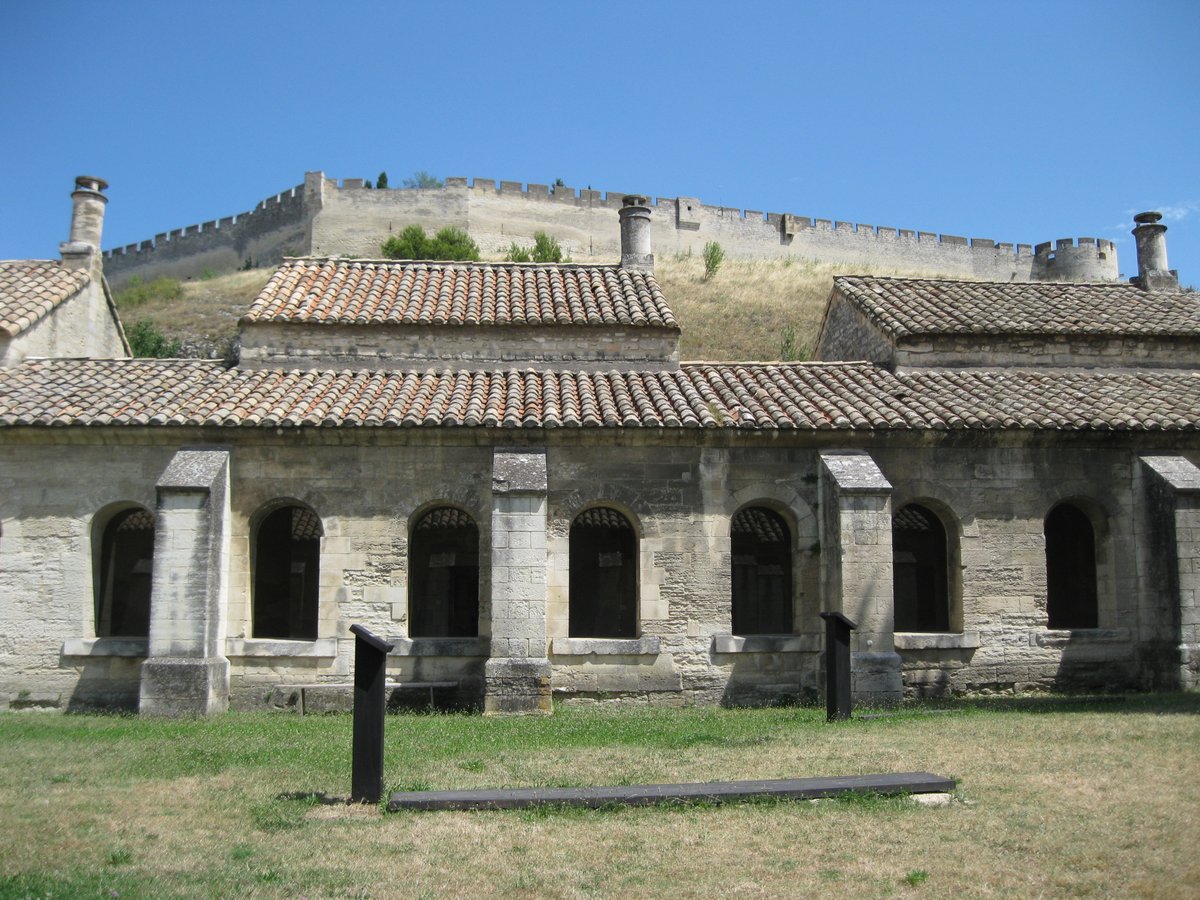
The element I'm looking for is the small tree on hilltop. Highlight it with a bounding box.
[401,170,443,189]
[377,171,389,189]
[703,241,725,280]
[381,224,480,261]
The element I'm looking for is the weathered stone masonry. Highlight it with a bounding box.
[1,183,1196,715]
[102,172,1119,286]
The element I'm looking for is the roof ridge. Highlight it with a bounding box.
[281,256,627,269]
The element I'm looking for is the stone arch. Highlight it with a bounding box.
[568,505,639,638]
[729,485,820,631]
[728,484,817,543]
[892,500,961,633]
[1044,499,1102,629]
[250,499,323,640]
[554,485,649,540]
[92,502,155,638]
[730,504,794,635]
[408,504,480,638]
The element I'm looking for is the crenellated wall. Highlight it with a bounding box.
[104,172,1120,286]
[103,180,316,285]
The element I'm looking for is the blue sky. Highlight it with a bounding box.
[3,0,1197,285]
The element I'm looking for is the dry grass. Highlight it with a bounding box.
[1,696,1198,898]
[122,269,273,354]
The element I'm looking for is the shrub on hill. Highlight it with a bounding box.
[381,225,481,261]
[505,231,567,263]
[126,319,182,358]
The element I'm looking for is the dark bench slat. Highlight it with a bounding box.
[388,772,956,811]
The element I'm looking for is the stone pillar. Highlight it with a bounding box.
[484,448,552,714]
[818,451,901,705]
[139,449,232,716]
[1138,456,1200,689]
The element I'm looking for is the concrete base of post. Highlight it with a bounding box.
[138,657,229,716]
[850,651,902,707]
[483,657,552,715]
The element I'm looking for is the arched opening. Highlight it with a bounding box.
[893,503,950,632]
[409,506,479,637]
[95,507,155,638]
[252,503,322,640]
[569,506,637,638]
[731,506,793,635]
[1045,502,1098,629]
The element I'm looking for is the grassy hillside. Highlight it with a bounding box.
[114,255,934,362]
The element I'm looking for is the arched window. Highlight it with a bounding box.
[569,507,637,638]
[893,504,950,632]
[731,506,792,635]
[1045,503,1098,629]
[252,503,322,640]
[95,507,155,638]
[409,507,479,637]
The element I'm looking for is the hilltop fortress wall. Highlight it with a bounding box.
[103,172,1119,286]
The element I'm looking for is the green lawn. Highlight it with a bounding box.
[1,695,1197,898]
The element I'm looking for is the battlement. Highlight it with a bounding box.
[102,172,1121,286]
[1031,236,1117,281]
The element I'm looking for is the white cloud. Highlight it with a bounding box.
[1156,202,1200,223]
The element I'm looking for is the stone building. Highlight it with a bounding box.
[0,177,127,367]
[0,181,1197,716]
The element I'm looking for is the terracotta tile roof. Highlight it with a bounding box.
[0,261,91,338]
[834,276,1200,339]
[896,368,1200,430]
[1,359,1196,433]
[241,258,679,329]
[0,360,915,429]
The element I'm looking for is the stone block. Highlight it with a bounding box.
[139,657,229,716]
[483,657,551,715]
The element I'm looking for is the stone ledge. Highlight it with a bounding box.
[61,637,149,658]
[1033,628,1132,648]
[225,638,338,658]
[894,632,981,651]
[711,634,820,654]
[388,636,491,657]
[550,636,661,657]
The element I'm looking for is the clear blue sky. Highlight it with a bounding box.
[3,0,1197,285]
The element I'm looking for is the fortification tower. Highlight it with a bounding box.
[1030,236,1117,282]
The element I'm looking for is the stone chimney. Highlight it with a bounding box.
[619,195,653,272]
[1131,211,1179,291]
[59,176,108,272]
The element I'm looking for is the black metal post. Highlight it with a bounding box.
[820,611,857,722]
[350,624,395,803]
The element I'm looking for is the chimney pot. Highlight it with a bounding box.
[60,175,108,271]
[618,195,653,272]
[1131,210,1178,291]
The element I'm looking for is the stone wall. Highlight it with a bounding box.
[0,427,1188,711]
[103,173,1120,287]
[873,444,1145,695]
[893,334,1200,371]
[103,181,314,286]
[1,277,125,367]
